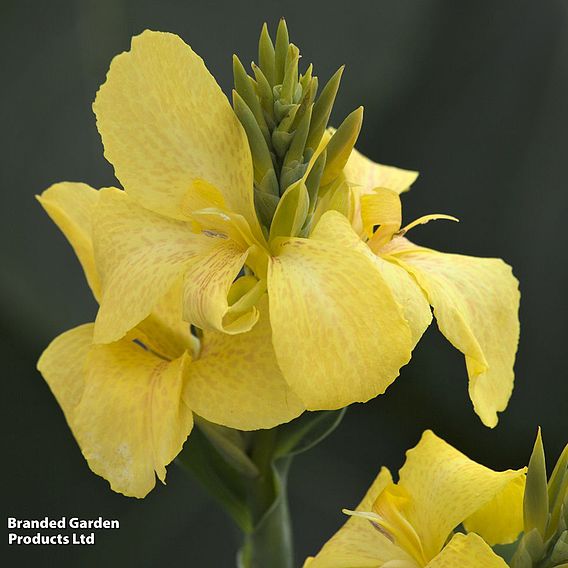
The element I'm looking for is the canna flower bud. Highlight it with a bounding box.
[233,19,360,234]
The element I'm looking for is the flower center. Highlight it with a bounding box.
[344,484,430,567]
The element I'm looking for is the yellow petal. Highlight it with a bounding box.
[93,30,259,236]
[136,277,198,361]
[426,533,508,568]
[183,296,304,430]
[348,184,368,239]
[190,208,269,276]
[268,211,413,410]
[375,257,432,347]
[370,484,428,565]
[398,430,525,560]
[343,146,419,194]
[92,188,215,343]
[79,338,192,498]
[393,246,520,427]
[307,468,416,568]
[38,184,199,359]
[181,178,227,214]
[37,324,193,498]
[463,474,526,545]
[309,176,353,234]
[182,238,259,334]
[37,183,102,300]
[37,323,94,423]
[360,187,402,242]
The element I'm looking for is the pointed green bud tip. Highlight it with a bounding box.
[274,18,290,85]
[320,106,364,186]
[281,44,300,103]
[250,63,275,125]
[232,90,274,184]
[524,428,550,538]
[233,54,269,142]
[258,22,275,86]
[306,64,345,153]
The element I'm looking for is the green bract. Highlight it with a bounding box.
[233,19,362,235]
[511,432,568,568]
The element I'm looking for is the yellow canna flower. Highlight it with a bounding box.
[36,182,304,498]
[43,25,520,428]
[70,28,518,426]
[342,147,521,427]
[305,430,526,568]
[85,29,418,412]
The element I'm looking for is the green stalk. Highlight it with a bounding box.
[238,430,294,568]
[178,410,346,568]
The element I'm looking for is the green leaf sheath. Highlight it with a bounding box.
[177,410,346,567]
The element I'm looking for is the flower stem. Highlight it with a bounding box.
[177,410,345,567]
[238,431,294,568]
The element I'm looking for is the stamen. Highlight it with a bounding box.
[398,214,458,237]
[202,229,229,239]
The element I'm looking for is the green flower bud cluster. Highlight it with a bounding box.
[511,430,568,568]
[232,19,363,235]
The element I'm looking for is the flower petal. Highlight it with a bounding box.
[360,187,402,242]
[268,211,413,410]
[37,323,93,423]
[306,468,416,567]
[392,247,520,427]
[184,297,304,430]
[426,533,508,568]
[375,257,432,347]
[37,324,194,498]
[182,238,259,334]
[136,277,198,361]
[37,182,102,300]
[344,146,419,194]
[93,30,258,234]
[463,474,525,545]
[398,431,525,560]
[92,188,215,343]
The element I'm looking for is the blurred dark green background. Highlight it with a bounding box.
[2,0,567,566]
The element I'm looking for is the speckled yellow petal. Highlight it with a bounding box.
[37,323,93,425]
[93,30,259,236]
[463,474,526,545]
[344,146,419,194]
[306,468,416,568]
[375,257,432,347]
[77,338,193,498]
[393,247,520,427]
[37,183,102,300]
[182,238,259,334]
[268,211,413,410]
[180,179,227,215]
[37,324,193,498]
[92,188,216,343]
[426,533,508,568]
[184,297,304,430]
[398,431,525,560]
[136,277,198,361]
